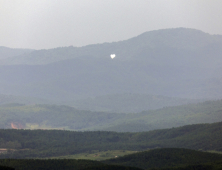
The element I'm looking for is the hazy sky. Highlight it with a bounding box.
[1,0,222,49]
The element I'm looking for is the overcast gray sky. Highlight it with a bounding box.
[0,0,222,49]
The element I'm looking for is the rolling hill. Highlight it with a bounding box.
[104,148,222,169]
[0,121,222,158]
[0,99,222,132]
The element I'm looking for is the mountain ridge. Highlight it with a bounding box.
[1,27,222,101]
[1,28,222,65]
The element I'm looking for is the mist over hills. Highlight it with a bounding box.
[0,46,34,60]
[0,93,200,113]
[1,99,222,132]
[72,93,201,113]
[0,28,222,105]
[1,28,222,65]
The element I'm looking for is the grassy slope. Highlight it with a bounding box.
[50,150,137,161]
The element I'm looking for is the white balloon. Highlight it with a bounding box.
[110,54,116,59]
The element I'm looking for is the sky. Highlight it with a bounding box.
[0,0,222,49]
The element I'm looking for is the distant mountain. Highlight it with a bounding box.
[0,93,201,113]
[72,93,201,113]
[1,28,222,66]
[0,94,52,105]
[0,56,220,100]
[0,46,34,60]
[0,28,222,101]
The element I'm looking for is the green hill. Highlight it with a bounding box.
[0,99,222,132]
[99,99,222,132]
[1,149,222,170]
[104,148,222,169]
[0,121,222,158]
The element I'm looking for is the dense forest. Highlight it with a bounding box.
[104,148,222,169]
[0,121,221,158]
[1,149,222,170]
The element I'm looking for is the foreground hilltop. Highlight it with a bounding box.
[104,148,222,169]
[1,148,222,170]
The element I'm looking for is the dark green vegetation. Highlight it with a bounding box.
[0,165,14,170]
[0,159,143,170]
[104,148,222,169]
[50,150,137,161]
[0,99,222,132]
[1,28,222,103]
[1,149,222,170]
[160,162,222,170]
[0,121,222,158]
[0,159,103,170]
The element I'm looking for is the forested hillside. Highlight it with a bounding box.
[0,159,104,170]
[1,149,222,170]
[0,99,222,132]
[104,148,222,169]
[0,121,222,158]
[100,99,222,132]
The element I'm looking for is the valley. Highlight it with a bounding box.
[1,28,222,170]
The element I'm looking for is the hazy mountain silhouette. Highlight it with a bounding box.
[0,46,34,60]
[0,28,222,101]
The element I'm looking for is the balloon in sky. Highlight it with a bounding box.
[110,54,116,59]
